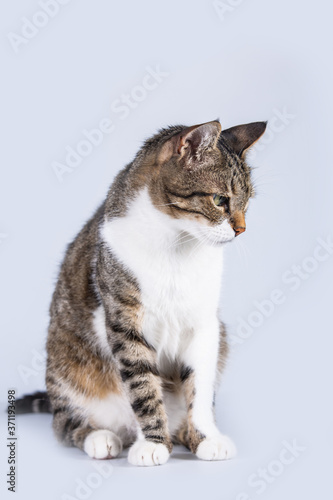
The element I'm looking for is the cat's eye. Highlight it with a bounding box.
[213,194,229,208]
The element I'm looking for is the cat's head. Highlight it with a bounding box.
[143,120,266,246]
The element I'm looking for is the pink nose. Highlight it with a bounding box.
[234,226,246,237]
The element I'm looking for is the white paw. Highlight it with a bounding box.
[128,440,170,466]
[84,430,123,459]
[196,435,237,461]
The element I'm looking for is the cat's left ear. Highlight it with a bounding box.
[158,121,221,167]
[219,121,267,158]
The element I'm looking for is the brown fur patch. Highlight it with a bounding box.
[68,358,121,399]
[47,330,122,399]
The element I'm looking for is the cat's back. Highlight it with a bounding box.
[49,202,105,321]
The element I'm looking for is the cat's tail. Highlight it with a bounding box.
[15,391,51,414]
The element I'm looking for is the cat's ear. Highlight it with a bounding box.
[176,121,222,158]
[158,121,221,167]
[219,122,267,158]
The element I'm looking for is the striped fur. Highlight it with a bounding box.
[18,120,266,465]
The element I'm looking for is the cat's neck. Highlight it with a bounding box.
[102,187,222,260]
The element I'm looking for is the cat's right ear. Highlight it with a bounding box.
[158,121,221,168]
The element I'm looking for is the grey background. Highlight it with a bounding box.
[1,0,332,499]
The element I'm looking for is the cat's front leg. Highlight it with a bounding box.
[107,321,173,466]
[180,318,236,461]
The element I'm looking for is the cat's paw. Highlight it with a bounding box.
[128,440,170,466]
[84,430,123,459]
[196,434,236,461]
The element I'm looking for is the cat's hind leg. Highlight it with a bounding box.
[83,429,123,459]
[52,407,123,459]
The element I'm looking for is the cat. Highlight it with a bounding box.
[16,119,266,466]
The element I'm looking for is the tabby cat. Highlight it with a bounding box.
[17,119,266,466]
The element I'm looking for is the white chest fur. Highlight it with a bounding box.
[101,188,223,363]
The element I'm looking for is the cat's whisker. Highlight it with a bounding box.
[253,185,279,200]
[254,180,277,191]
[188,232,211,258]
[252,169,278,180]
[234,238,249,267]
[165,238,197,253]
[164,232,198,252]
[253,178,278,190]
[234,239,242,261]
[252,171,280,192]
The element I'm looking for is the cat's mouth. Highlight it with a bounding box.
[177,219,236,248]
[199,220,236,246]
[203,233,235,246]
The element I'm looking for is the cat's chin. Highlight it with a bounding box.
[204,237,234,247]
[179,221,235,248]
[183,231,235,248]
[182,219,236,248]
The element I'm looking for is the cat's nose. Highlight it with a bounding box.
[231,211,246,236]
[234,226,246,237]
